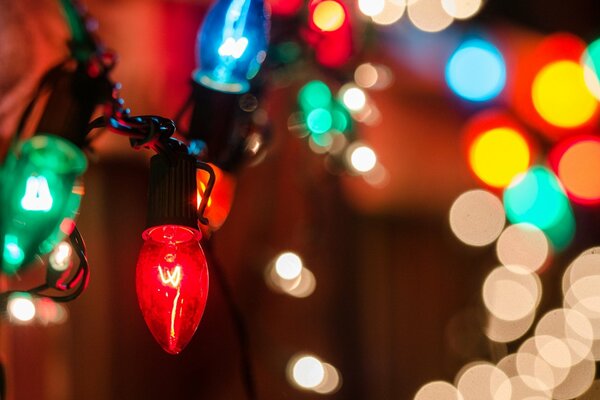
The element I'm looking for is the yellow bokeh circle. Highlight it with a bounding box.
[532,60,598,128]
[312,1,346,32]
[469,127,531,188]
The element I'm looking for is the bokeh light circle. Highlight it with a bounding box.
[455,362,511,400]
[275,252,303,280]
[307,108,333,134]
[348,144,377,173]
[483,266,540,322]
[446,39,506,102]
[441,0,483,20]
[582,38,600,100]
[372,0,407,25]
[312,1,346,32]
[299,80,332,111]
[532,60,598,128]
[415,381,463,400]
[358,0,385,17]
[554,136,600,204]
[503,166,574,250]
[535,308,593,368]
[289,354,325,389]
[485,311,536,343]
[468,127,530,188]
[7,293,36,322]
[408,0,454,33]
[449,190,505,247]
[496,223,549,274]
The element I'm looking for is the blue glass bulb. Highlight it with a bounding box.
[194,0,270,94]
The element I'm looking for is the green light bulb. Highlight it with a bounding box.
[0,134,87,274]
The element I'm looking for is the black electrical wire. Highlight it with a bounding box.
[0,226,89,306]
[204,240,257,400]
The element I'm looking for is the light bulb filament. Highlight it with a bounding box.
[21,176,53,211]
[158,265,183,288]
[170,289,182,342]
[218,37,249,59]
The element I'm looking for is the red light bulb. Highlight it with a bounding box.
[136,225,209,354]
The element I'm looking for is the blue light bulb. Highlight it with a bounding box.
[194,0,270,94]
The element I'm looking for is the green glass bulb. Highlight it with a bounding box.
[0,134,87,274]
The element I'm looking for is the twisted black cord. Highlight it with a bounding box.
[0,226,89,307]
[204,241,257,400]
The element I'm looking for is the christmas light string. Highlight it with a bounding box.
[8,0,600,398]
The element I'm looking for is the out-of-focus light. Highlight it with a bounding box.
[341,86,367,112]
[49,241,72,272]
[483,266,541,322]
[348,144,377,173]
[562,250,600,297]
[268,0,303,16]
[508,376,551,398]
[313,363,342,394]
[496,223,549,274]
[371,0,407,25]
[446,39,506,102]
[312,1,346,32]
[362,163,390,188]
[287,267,317,298]
[307,108,333,134]
[414,381,462,400]
[299,80,332,112]
[552,136,600,205]
[331,104,351,133]
[503,166,575,250]
[455,362,511,400]
[532,60,598,129]
[358,0,385,17]
[535,308,593,368]
[582,39,600,100]
[551,355,595,399]
[408,0,454,32]
[36,297,69,325]
[516,337,565,392]
[8,293,36,322]
[449,189,505,247]
[275,252,303,280]
[309,133,334,153]
[289,354,326,389]
[468,127,531,188]
[485,311,536,343]
[355,63,379,88]
[354,63,393,90]
[441,0,483,20]
[265,257,316,298]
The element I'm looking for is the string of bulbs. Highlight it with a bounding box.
[0,0,383,397]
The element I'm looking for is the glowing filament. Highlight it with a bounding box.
[158,265,182,288]
[21,176,53,211]
[218,37,249,59]
[170,289,182,343]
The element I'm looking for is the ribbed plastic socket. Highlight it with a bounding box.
[146,153,198,230]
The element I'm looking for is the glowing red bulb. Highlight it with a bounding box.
[136,225,209,354]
